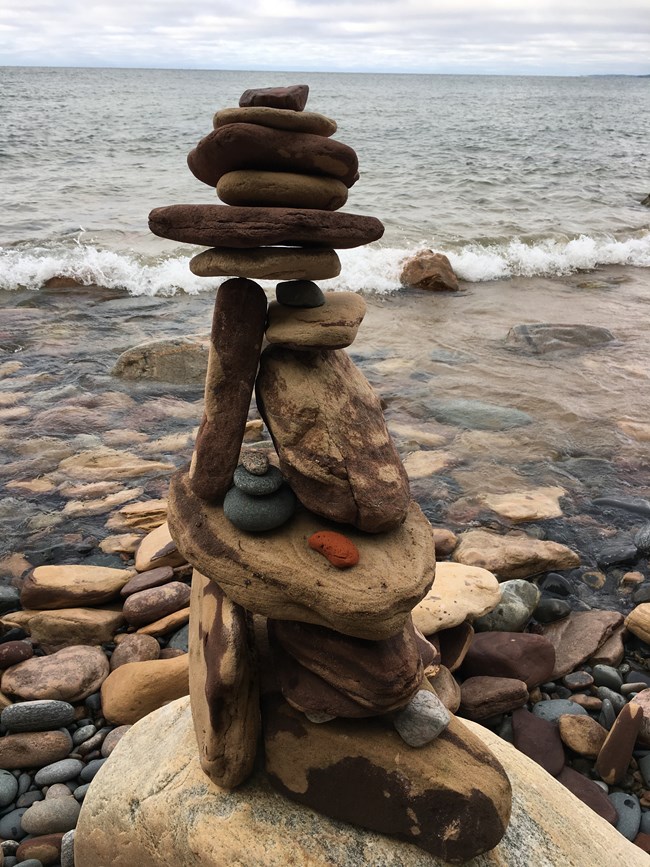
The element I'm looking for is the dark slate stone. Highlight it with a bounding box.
[557,767,618,825]
[538,573,573,597]
[531,699,588,723]
[168,624,189,653]
[1,701,76,733]
[534,596,571,624]
[0,587,20,615]
[592,665,623,692]
[593,496,650,518]
[0,628,27,644]
[599,698,617,730]
[596,540,638,568]
[276,280,326,308]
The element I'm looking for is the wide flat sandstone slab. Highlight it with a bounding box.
[74,696,648,867]
[168,470,435,640]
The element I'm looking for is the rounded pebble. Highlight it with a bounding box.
[34,759,83,787]
[79,758,106,783]
[608,791,641,840]
[596,686,625,713]
[562,671,593,690]
[532,699,588,723]
[0,768,18,807]
[1,701,76,733]
[0,807,27,840]
[73,783,90,801]
[223,484,296,532]
[60,829,75,867]
[72,724,97,746]
[599,698,616,730]
[0,640,34,669]
[634,524,650,555]
[168,625,188,654]
[239,450,270,476]
[21,797,80,835]
[45,783,75,799]
[14,860,44,867]
[592,664,623,691]
[17,774,31,797]
[276,279,326,308]
[16,791,43,808]
[100,725,131,758]
[393,690,450,747]
[533,596,571,624]
[233,464,283,496]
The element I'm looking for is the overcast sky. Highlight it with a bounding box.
[1,0,648,75]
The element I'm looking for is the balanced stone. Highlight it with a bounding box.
[256,347,409,533]
[239,84,309,111]
[217,170,348,210]
[276,280,326,308]
[189,571,259,789]
[233,464,283,496]
[239,450,269,476]
[187,123,357,188]
[149,205,383,249]
[1,699,76,732]
[119,566,174,597]
[265,292,366,350]
[393,689,450,747]
[122,581,191,627]
[213,106,337,137]
[189,277,267,503]
[189,247,341,281]
[223,485,296,532]
[168,472,435,640]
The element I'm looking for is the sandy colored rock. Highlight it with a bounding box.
[21,564,133,609]
[123,581,191,627]
[411,561,500,636]
[189,246,341,281]
[1,646,108,702]
[400,250,459,291]
[101,654,189,725]
[189,278,267,502]
[625,603,650,643]
[6,477,56,494]
[110,634,161,670]
[112,335,210,384]
[56,448,173,481]
[431,527,458,558]
[256,347,409,533]
[61,487,140,517]
[136,607,190,637]
[403,450,454,479]
[453,529,580,580]
[168,472,435,640]
[99,533,143,555]
[1,608,125,648]
[186,123,358,189]
[135,522,186,571]
[189,571,259,788]
[539,610,625,679]
[218,170,348,210]
[265,292,365,350]
[617,420,650,441]
[0,730,72,770]
[214,105,336,136]
[481,487,566,522]
[558,714,608,758]
[107,499,168,533]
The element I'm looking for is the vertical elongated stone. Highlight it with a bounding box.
[189,570,260,789]
[190,278,267,501]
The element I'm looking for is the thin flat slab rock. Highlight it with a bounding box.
[189,247,341,281]
[239,84,309,111]
[168,470,435,641]
[214,106,336,137]
[149,205,383,250]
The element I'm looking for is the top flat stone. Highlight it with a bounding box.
[168,470,436,641]
[239,85,309,111]
[214,106,336,137]
[149,205,384,250]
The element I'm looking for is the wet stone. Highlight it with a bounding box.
[592,664,623,691]
[276,280,326,308]
[596,539,638,568]
[0,586,21,614]
[634,525,650,555]
[233,465,283,496]
[0,807,27,839]
[532,699,588,723]
[608,791,641,840]
[562,671,594,690]
[1,701,76,733]
[596,686,625,713]
[539,573,573,597]
[599,699,617,730]
[534,596,571,624]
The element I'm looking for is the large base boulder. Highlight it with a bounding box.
[74,697,648,867]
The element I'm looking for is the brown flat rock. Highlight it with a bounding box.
[21,564,133,609]
[1,608,125,649]
[149,204,383,250]
[461,632,556,688]
[411,562,500,635]
[588,624,626,666]
[136,607,190,637]
[123,581,191,627]
[134,522,187,572]
[433,621,474,671]
[110,633,161,670]
[556,766,618,824]
[453,529,580,580]
[120,566,174,597]
[239,84,309,111]
[168,471,435,640]
[595,702,644,785]
[187,123,357,188]
[108,499,168,533]
[539,610,625,679]
[0,730,72,769]
[1,646,108,702]
[511,707,565,776]
[189,570,259,789]
[256,347,408,533]
[217,170,348,210]
[190,246,341,281]
[265,292,366,350]
[558,714,608,758]
[459,676,528,720]
[101,654,189,725]
[427,665,461,712]
[214,105,336,136]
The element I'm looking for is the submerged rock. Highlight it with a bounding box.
[111,335,209,384]
[505,323,616,354]
[400,250,460,292]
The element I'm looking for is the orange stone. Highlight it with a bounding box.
[308,531,359,569]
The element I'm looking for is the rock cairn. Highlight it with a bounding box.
[146,84,512,863]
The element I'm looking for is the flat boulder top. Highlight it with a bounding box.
[148,205,384,250]
[167,470,435,641]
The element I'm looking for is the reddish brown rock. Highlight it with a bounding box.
[189,277,267,503]
[428,665,461,712]
[634,833,650,854]
[570,694,603,711]
[556,766,618,824]
[307,531,359,568]
[459,676,528,720]
[631,689,650,744]
[0,729,72,769]
[0,639,33,669]
[136,607,189,637]
[256,347,409,533]
[269,618,423,716]
[189,246,341,281]
[101,725,131,757]
[461,632,555,688]
[434,622,474,672]
[1,646,109,702]
[189,571,259,788]
[511,707,565,776]
[149,204,382,250]
[239,84,309,111]
[400,250,460,292]
[588,624,626,667]
[595,702,644,785]
[217,170,348,211]
[110,633,161,670]
[214,105,336,136]
[16,833,63,865]
[120,566,174,597]
[187,123,357,189]
[540,610,624,679]
[558,714,608,758]
[122,581,191,627]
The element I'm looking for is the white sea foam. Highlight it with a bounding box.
[1,232,649,296]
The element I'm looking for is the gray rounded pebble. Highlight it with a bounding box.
[224,484,296,532]
[592,664,623,691]
[1,840,19,855]
[79,757,106,782]
[72,724,97,746]
[1,701,75,733]
[34,759,84,787]
[233,464,284,496]
[14,860,43,867]
[3,857,17,867]
[531,699,588,723]
[533,596,571,624]
[276,280,326,308]
[73,783,90,801]
[473,579,539,632]
[599,698,616,730]
[168,625,189,653]
[639,753,650,788]
[641,810,650,835]
[393,690,450,747]
[16,774,31,798]
[16,791,43,808]
[608,791,641,840]
[61,828,75,867]
[84,693,102,714]
[634,524,650,555]
[0,769,18,807]
[0,586,21,614]
[0,807,27,840]
[21,796,80,835]
[596,686,625,713]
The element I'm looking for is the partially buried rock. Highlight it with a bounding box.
[505,323,616,355]
[265,292,366,350]
[393,689,450,747]
[256,347,409,533]
[223,485,296,532]
[101,653,189,725]
[558,714,608,758]
[434,622,474,671]
[453,529,580,580]
[461,632,555,688]
[1,646,109,702]
[400,250,460,292]
[459,676,528,720]
[239,84,309,111]
[511,707,565,776]
[189,247,341,281]
[276,280,325,308]
[111,335,209,384]
[308,531,359,568]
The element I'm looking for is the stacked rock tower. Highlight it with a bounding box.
[149,85,512,864]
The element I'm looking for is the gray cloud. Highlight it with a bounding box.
[0,0,648,73]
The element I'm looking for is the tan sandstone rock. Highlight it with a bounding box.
[625,603,650,643]
[168,472,435,641]
[1,608,124,648]
[111,335,210,384]
[56,448,174,481]
[20,564,133,609]
[136,607,190,637]
[411,561,501,636]
[101,654,189,725]
[110,634,161,670]
[480,487,566,522]
[134,522,187,572]
[453,529,580,580]
[265,292,366,350]
[107,499,168,533]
